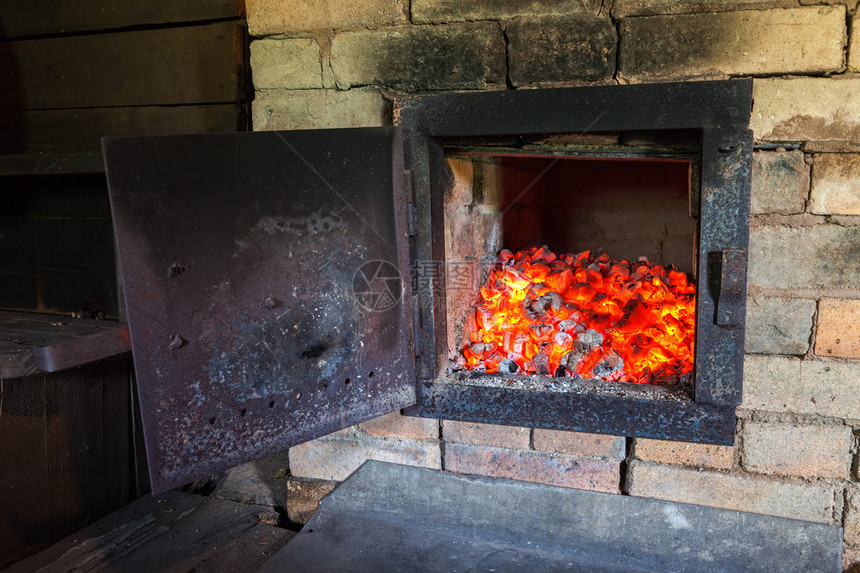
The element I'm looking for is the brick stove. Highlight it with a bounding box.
[112,0,860,568]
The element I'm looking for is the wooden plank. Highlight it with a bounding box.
[6,490,295,572]
[0,312,124,359]
[0,0,242,38]
[0,174,119,319]
[0,104,244,154]
[0,312,128,378]
[0,151,104,175]
[0,359,136,568]
[102,361,131,507]
[0,174,112,217]
[0,376,49,569]
[45,367,109,537]
[192,523,296,572]
[0,22,245,111]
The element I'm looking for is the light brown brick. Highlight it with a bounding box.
[252,88,388,131]
[413,0,602,23]
[634,438,734,469]
[612,0,797,18]
[247,0,408,36]
[286,477,338,523]
[443,420,530,449]
[628,461,840,523]
[250,38,322,90]
[289,428,441,481]
[330,23,506,91]
[359,411,439,439]
[743,355,800,411]
[445,157,475,207]
[799,361,860,420]
[445,442,620,493]
[850,11,860,73]
[745,297,815,356]
[847,484,860,547]
[444,205,477,261]
[750,150,809,215]
[743,355,860,419]
[844,547,860,572]
[748,224,860,290]
[752,77,860,143]
[815,298,860,359]
[618,7,846,82]
[533,429,625,459]
[473,160,505,206]
[742,421,852,478]
[810,154,860,215]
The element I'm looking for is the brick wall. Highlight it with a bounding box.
[246,0,860,567]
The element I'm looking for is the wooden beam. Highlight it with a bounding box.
[4,490,294,571]
[0,22,246,111]
[0,104,243,154]
[0,151,104,175]
[0,0,243,38]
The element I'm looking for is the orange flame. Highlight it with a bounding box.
[459,247,696,385]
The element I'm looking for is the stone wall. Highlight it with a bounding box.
[246,0,860,567]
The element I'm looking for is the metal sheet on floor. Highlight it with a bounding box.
[259,461,843,573]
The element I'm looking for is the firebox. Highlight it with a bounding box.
[398,80,751,443]
[104,80,752,492]
[439,147,697,384]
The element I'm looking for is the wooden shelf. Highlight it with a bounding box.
[0,311,129,378]
[0,150,105,176]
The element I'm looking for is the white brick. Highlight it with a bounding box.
[745,297,815,356]
[629,461,840,524]
[752,77,860,143]
[250,38,322,90]
[750,150,808,215]
[619,8,846,81]
[742,421,852,478]
[743,355,860,419]
[252,88,388,131]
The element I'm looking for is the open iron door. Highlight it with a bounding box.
[104,128,416,493]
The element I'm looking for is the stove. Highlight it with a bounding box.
[104,80,752,493]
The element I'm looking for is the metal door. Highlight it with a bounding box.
[104,127,416,492]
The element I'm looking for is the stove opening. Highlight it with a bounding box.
[442,133,699,390]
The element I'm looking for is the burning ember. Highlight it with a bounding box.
[457,247,696,385]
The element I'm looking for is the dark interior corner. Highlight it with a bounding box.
[0,2,251,567]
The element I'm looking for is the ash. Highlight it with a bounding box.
[440,371,692,402]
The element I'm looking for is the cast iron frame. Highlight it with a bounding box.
[398,80,752,444]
